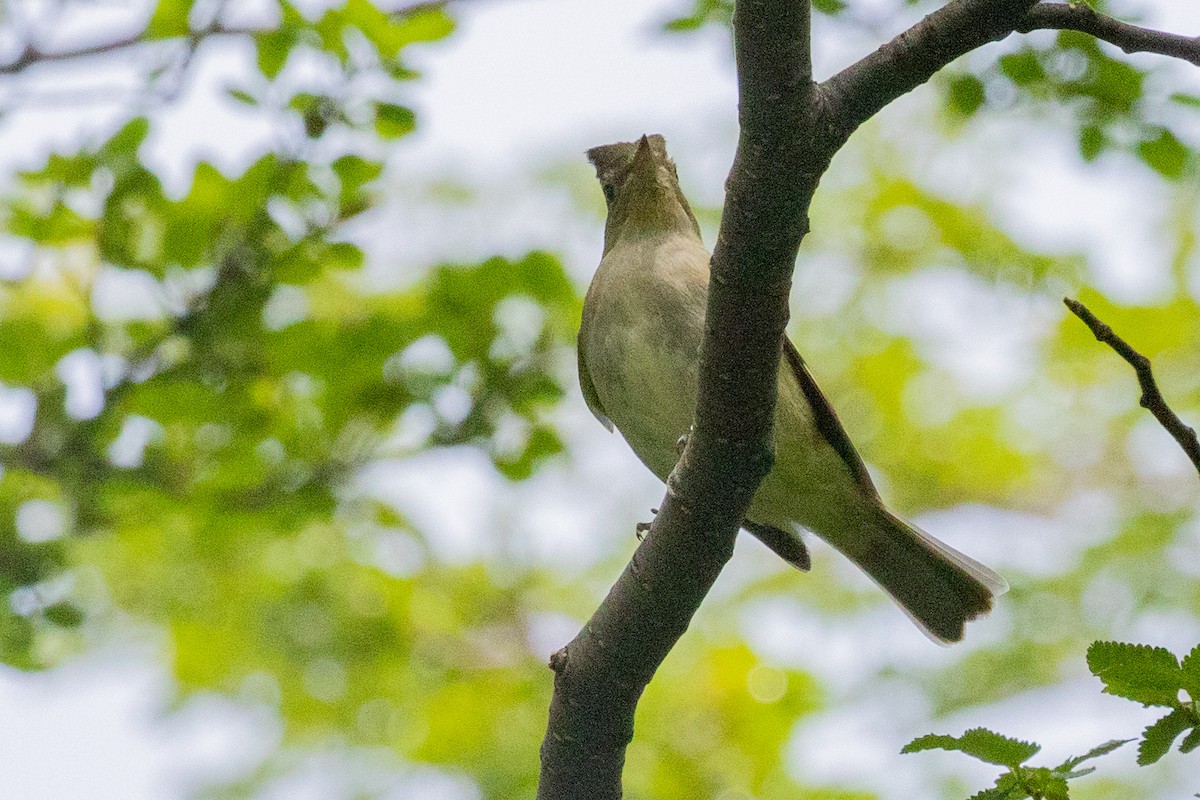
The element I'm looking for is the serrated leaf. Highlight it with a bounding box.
[1054,738,1131,773]
[1138,708,1193,765]
[902,728,1041,767]
[1087,641,1181,707]
[967,789,1010,800]
[1180,644,1200,699]
[979,772,1023,800]
[1181,725,1200,754]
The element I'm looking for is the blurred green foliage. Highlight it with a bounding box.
[0,1,1198,799]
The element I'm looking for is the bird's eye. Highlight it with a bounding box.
[602,183,616,203]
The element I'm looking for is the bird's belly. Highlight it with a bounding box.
[592,319,701,481]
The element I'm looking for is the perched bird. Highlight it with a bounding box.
[578,134,1006,643]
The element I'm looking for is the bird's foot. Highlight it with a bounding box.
[676,427,693,457]
[635,507,660,540]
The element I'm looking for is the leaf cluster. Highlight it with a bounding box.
[1087,641,1200,765]
[904,641,1200,798]
[904,729,1128,800]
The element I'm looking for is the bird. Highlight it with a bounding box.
[577,134,1006,643]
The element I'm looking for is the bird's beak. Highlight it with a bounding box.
[625,135,660,194]
[619,135,670,214]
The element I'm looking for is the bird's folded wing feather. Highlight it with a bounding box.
[577,312,613,432]
[781,337,879,498]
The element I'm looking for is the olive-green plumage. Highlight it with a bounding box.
[579,135,1006,643]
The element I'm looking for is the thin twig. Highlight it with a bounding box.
[0,24,255,75]
[0,0,449,75]
[1063,297,1200,479]
[1018,3,1200,67]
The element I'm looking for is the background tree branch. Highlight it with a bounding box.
[1017,3,1200,67]
[1064,298,1200,479]
[537,0,822,797]
[821,0,1041,146]
[0,0,448,75]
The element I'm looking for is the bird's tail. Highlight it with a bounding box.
[847,507,1007,643]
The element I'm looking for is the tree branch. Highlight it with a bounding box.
[540,0,1200,793]
[821,0,1040,146]
[0,24,253,75]
[1064,298,1200,479]
[1017,3,1200,67]
[0,1,448,75]
[537,1,821,797]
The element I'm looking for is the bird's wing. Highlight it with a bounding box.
[577,308,613,432]
[781,336,878,498]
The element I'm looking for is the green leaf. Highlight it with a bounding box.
[1169,92,1200,109]
[226,88,259,106]
[1182,644,1200,700]
[1079,124,1106,161]
[325,242,364,271]
[256,28,296,79]
[902,728,1041,768]
[101,117,152,160]
[1137,129,1190,180]
[392,6,456,47]
[1181,725,1200,754]
[332,155,384,217]
[811,0,847,13]
[967,790,1010,800]
[291,94,339,139]
[664,15,703,31]
[998,49,1046,86]
[1139,708,1194,765]
[146,0,194,38]
[1054,739,1130,775]
[1087,641,1182,707]
[43,601,84,628]
[30,153,98,187]
[332,154,384,191]
[947,74,986,117]
[374,103,416,139]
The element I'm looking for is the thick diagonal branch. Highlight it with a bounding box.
[1017,4,1200,67]
[821,0,1040,146]
[536,1,819,797]
[1064,298,1200,479]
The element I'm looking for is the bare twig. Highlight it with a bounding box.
[1018,3,1200,67]
[0,0,449,75]
[1064,297,1200,478]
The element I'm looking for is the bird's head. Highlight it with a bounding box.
[586,134,701,255]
